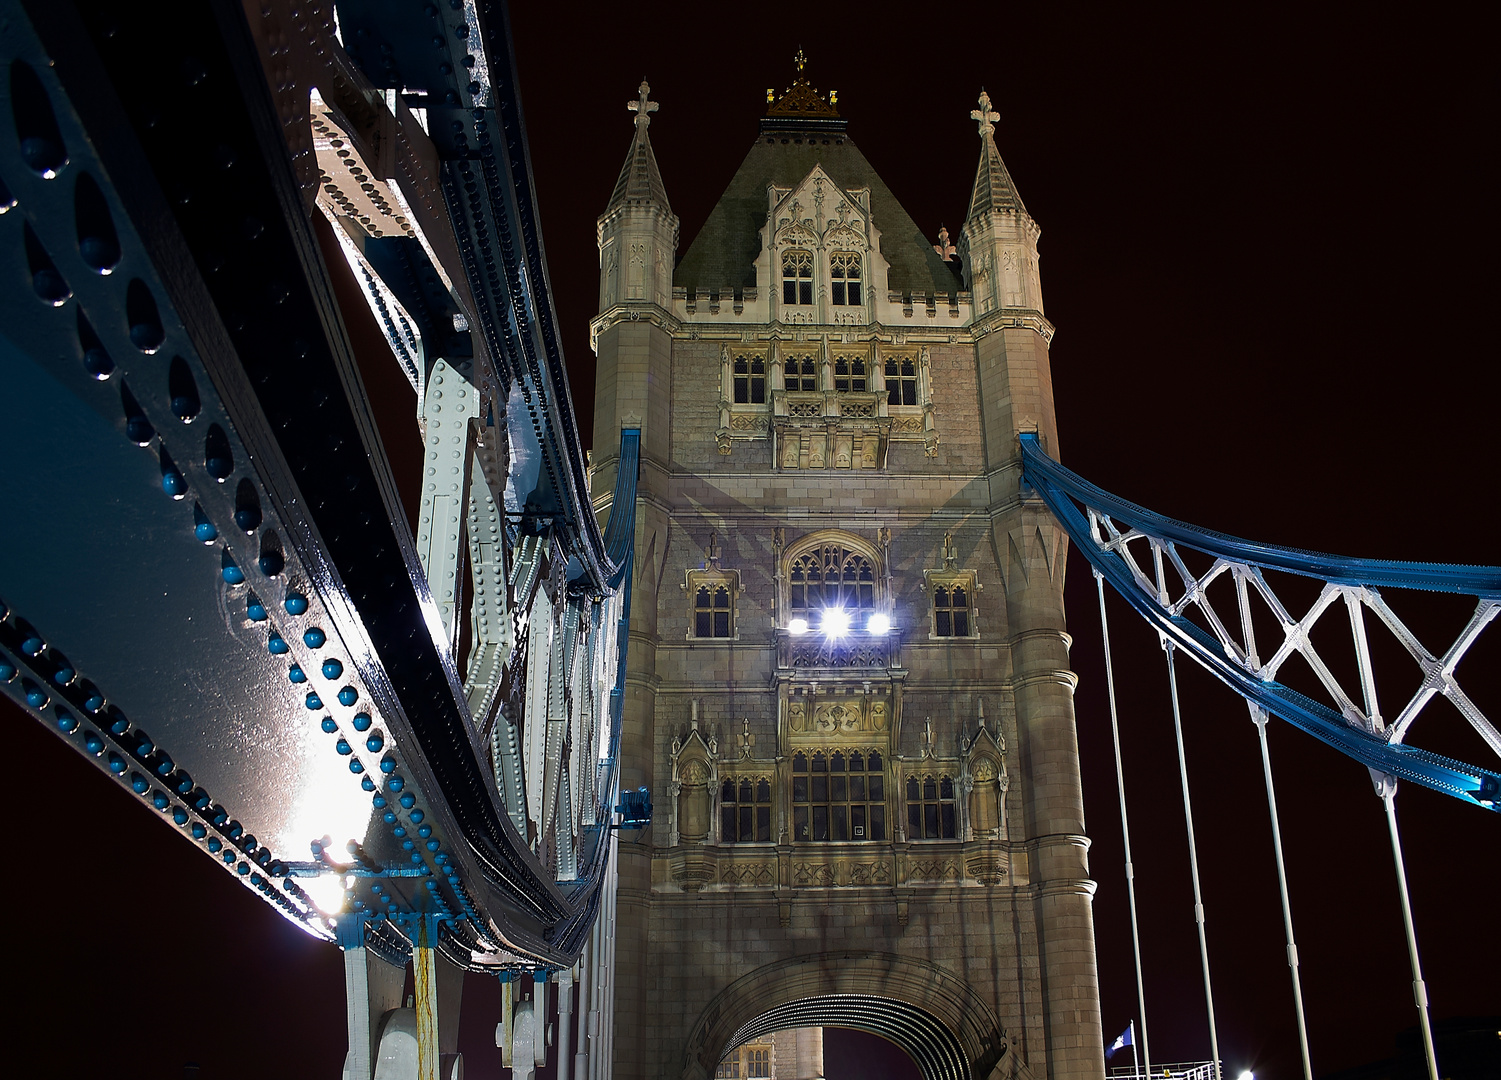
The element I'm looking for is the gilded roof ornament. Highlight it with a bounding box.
[765,50,840,119]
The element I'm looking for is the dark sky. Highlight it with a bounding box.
[11,3,1498,1079]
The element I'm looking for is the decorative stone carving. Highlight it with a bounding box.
[669,702,718,851]
[959,699,1009,841]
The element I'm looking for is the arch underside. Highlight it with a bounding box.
[727,995,969,1080]
[685,951,1007,1080]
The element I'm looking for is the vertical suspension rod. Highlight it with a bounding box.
[1382,788,1439,1080]
[1095,571,1152,1080]
[1250,704,1313,1080]
[1165,642,1223,1080]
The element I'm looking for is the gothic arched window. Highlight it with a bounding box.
[885,355,919,406]
[732,356,766,404]
[833,356,867,392]
[906,774,957,839]
[787,541,876,614]
[791,749,885,842]
[782,250,813,305]
[721,777,772,843]
[830,252,862,305]
[933,583,971,637]
[695,584,733,638]
[784,355,817,392]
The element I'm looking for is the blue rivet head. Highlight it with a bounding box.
[393,826,407,839]
[389,777,405,794]
[191,823,207,840]
[53,666,76,685]
[162,468,186,498]
[335,738,351,755]
[380,756,397,774]
[23,680,48,709]
[83,731,104,755]
[426,839,440,852]
[131,773,149,794]
[365,733,384,753]
[338,686,359,707]
[303,627,326,648]
[222,561,245,586]
[417,825,432,839]
[372,795,387,809]
[305,691,323,711]
[268,634,289,655]
[409,810,424,824]
[107,752,126,774]
[246,596,267,621]
[56,710,78,733]
[320,717,338,733]
[152,791,170,810]
[195,520,218,542]
[322,658,344,679]
[288,664,307,684]
[173,807,189,825]
[20,636,44,656]
[0,661,15,683]
[383,811,397,825]
[349,759,364,774]
[352,712,372,732]
[207,837,222,853]
[284,592,309,616]
[360,776,376,791]
[237,862,250,875]
[399,793,416,810]
[402,839,415,851]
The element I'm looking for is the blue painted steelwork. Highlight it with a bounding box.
[0,0,641,975]
[1020,433,1501,810]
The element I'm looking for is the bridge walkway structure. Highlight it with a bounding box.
[0,0,639,1076]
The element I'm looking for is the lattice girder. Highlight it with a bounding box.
[1020,434,1501,810]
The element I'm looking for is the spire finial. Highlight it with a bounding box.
[628,79,658,130]
[794,48,807,72]
[971,89,999,138]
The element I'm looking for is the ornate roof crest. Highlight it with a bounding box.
[765,49,840,119]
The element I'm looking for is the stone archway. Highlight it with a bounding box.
[680,951,1012,1080]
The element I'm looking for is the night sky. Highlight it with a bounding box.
[11,3,1498,1078]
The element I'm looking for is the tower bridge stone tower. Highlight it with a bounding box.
[588,64,1103,1080]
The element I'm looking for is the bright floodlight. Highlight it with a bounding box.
[821,609,851,637]
[867,613,891,635]
[1236,1071,1254,1080]
[788,618,809,636]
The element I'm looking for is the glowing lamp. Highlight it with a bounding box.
[867,613,892,635]
[821,609,851,637]
[788,618,809,636]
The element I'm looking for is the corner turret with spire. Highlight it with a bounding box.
[598,80,679,314]
[959,90,1043,319]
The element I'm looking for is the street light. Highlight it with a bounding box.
[788,617,809,636]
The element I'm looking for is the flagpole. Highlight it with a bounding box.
[1131,1020,1139,1080]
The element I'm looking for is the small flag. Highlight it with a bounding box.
[1106,1021,1134,1059]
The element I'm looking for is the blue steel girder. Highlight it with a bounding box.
[0,0,640,969]
[1019,434,1501,811]
[334,0,614,597]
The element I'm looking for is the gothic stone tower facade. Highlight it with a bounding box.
[588,71,1103,1080]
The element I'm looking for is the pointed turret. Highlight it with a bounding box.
[592,81,679,478]
[596,80,679,317]
[959,90,1043,318]
[966,91,1029,219]
[606,80,673,214]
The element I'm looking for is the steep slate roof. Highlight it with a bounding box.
[967,106,1028,219]
[606,84,672,213]
[674,134,960,298]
